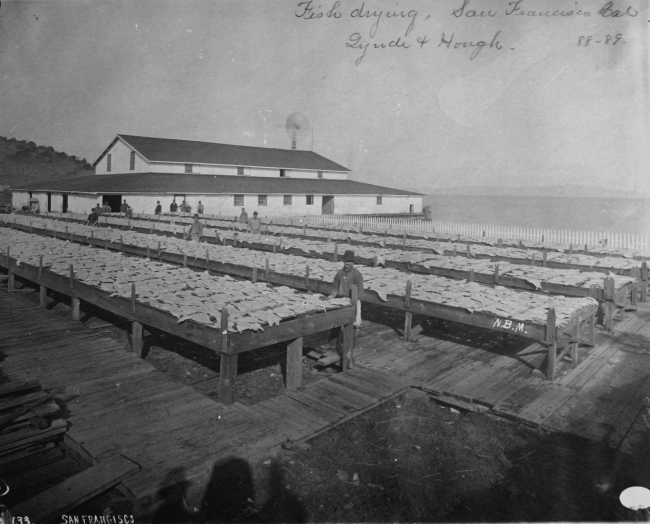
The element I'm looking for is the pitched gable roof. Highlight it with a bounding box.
[93,135,350,172]
[16,173,423,196]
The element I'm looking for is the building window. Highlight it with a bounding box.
[258,195,267,206]
[237,166,244,176]
[234,195,244,206]
[185,164,193,173]
[130,151,135,170]
[317,171,323,179]
[306,195,314,205]
[280,169,286,177]
[284,195,292,206]
[107,154,112,172]
[377,196,383,205]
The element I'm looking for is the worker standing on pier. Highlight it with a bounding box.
[188,214,204,242]
[327,250,363,360]
[248,212,262,234]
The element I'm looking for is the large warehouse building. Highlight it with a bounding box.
[12,134,423,216]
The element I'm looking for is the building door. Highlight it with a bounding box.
[322,196,335,215]
[102,195,122,212]
[62,195,69,213]
[47,193,52,213]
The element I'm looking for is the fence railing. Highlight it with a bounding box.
[293,214,650,251]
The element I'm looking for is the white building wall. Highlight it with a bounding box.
[31,192,49,214]
[12,191,30,209]
[95,139,149,174]
[332,195,423,214]
[68,194,99,214]
[51,194,64,213]
[143,163,348,179]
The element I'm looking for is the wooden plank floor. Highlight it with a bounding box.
[353,303,650,456]
[0,290,410,510]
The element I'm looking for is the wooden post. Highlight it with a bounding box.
[120,235,124,252]
[631,282,639,308]
[132,321,143,357]
[546,307,557,381]
[69,264,74,289]
[71,297,80,321]
[206,248,210,266]
[265,257,270,279]
[404,280,412,341]
[333,244,338,262]
[466,243,471,257]
[305,264,310,290]
[603,276,615,331]
[39,285,47,308]
[373,255,378,268]
[641,262,648,302]
[273,243,277,254]
[402,232,406,251]
[286,337,303,391]
[494,264,499,285]
[468,269,475,282]
[131,282,137,313]
[543,249,547,267]
[453,244,457,257]
[158,241,162,255]
[569,244,573,255]
[530,253,535,266]
[7,247,14,291]
[219,307,237,405]
[104,238,108,250]
[497,238,502,248]
[252,266,258,283]
[183,254,187,267]
[38,255,43,279]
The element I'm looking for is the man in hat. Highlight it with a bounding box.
[197,201,204,214]
[155,201,162,215]
[330,250,364,306]
[328,249,364,357]
[120,199,129,215]
[248,211,262,234]
[187,214,204,242]
[239,208,248,224]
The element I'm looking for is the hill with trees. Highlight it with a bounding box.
[0,136,93,190]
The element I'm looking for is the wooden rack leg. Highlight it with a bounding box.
[341,323,354,371]
[39,285,47,308]
[631,282,638,308]
[132,321,144,358]
[8,271,14,291]
[547,341,557,381]
[286,337,303,391]
[588,311,596,346]
[604,301,614,332]
[71,297,81,321]
[219,354,238,405]
[404,311,412,341]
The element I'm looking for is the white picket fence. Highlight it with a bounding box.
[296,214,650,251]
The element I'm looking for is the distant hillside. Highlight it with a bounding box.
[0,136,93,189]
[422,185,650,199]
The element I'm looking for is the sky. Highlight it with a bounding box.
[1,0,649,194]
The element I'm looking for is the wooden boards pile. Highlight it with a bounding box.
[0,379,67,486]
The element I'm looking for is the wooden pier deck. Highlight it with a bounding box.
[352,302,650,455]
[2,285,649,512]
[0,290,409,511]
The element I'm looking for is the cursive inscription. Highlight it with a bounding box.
[294,0,640,65]
[438,30,503,60]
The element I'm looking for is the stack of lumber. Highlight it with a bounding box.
[0,379,68,490]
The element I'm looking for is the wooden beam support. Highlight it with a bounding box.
[546,307,557,381]
[218,307,237,405]
[71,297,81,321]
[39,285,47,308]
[341,323,354,371]
[132,321,144,358]
[286,337,303,391]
